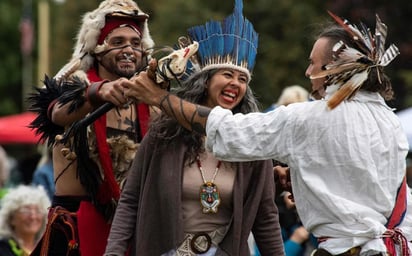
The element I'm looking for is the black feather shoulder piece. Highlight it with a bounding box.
[58,75,88,114]
[27,75,89,146]
[27,75,65,146]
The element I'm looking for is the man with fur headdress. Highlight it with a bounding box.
[29,0,155,255]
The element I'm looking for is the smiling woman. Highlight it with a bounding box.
[0,185,50,256]
[104,0,285,255]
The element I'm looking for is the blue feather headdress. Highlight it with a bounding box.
[186,0,258,81]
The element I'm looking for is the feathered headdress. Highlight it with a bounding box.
[311,11,399,109]
[54,0,155,83]
[185,0,258,82]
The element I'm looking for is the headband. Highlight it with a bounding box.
[98,16,142,44]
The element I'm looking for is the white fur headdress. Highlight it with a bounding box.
[54,0,155,82]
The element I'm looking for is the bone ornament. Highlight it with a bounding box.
[151,41,199,87]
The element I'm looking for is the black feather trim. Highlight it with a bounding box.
[28,75,114,221]
[71,125,103,210]
[27,75,65,146]
[58,76,88,114]
[65,120,116,222]
[57,102,116,222]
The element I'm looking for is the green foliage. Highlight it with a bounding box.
[1,0,411,116]
[0,1,24,114]
[50,0,101,75]
[248,0,326,107]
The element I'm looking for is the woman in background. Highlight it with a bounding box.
[0,185,50,256]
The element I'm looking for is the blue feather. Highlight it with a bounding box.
[187,0,258,74]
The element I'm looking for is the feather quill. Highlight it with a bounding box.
[310,42,367,80]
[327,11,369,55]
[375,14,387,60]
[322,11,400,110]
[379,44,400,67]
[327,71,368,109]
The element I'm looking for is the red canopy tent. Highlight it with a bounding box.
[0,112,41,144]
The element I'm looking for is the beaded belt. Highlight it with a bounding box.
[175,227,227,256]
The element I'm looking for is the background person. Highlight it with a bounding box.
[0,146,10,199]
[255,164,317,256]
[263,85,309,112]
[259,84,311,255]
[0,185,50,256]
[31,145,54,200]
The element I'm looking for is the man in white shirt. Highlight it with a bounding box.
[125,12,412,256]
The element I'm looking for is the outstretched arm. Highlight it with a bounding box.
[52,78,131,126]
[126,60,289,163]
[126,60,210,134]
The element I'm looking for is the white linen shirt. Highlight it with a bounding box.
[206,90,412,255]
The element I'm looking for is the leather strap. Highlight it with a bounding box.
[86,81,108,108]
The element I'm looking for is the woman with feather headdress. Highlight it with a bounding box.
[104,0,284,255]
[125,11,411,256]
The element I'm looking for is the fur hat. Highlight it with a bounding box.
[54,0,155,82]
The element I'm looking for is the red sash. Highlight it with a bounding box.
[77,201,110,256]
[87,69,150,203]
[383,176,410,255]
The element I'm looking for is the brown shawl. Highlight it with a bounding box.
[105,135,285,256]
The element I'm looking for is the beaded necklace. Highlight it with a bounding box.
[196,155,222,214]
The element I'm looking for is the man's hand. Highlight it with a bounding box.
[97,78,131,107]
[125,59,168,107]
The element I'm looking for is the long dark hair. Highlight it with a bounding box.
[148,68,261,164]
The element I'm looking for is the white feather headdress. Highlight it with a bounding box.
[54,0,155,83]
[311,11,399,109]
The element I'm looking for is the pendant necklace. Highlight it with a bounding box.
[196,155,222,214]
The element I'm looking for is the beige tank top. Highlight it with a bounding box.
[182,150,236,233]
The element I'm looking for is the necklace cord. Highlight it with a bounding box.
[196,156,221,184]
